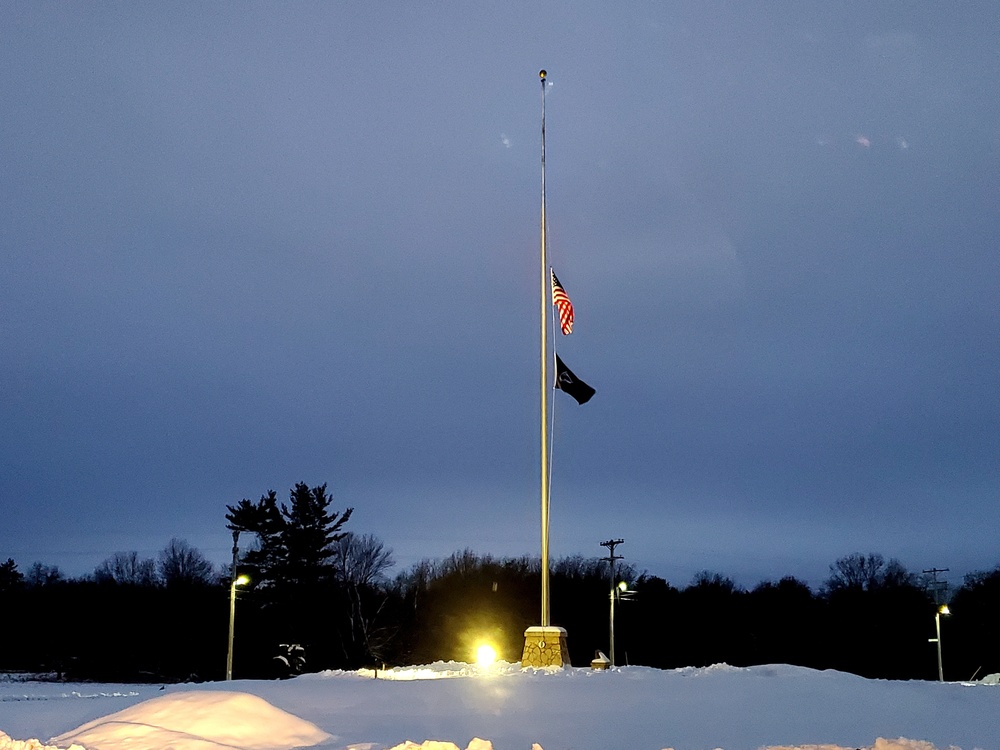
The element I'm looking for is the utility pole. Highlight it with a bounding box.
[922,567,950,607]
[600,539,625,666]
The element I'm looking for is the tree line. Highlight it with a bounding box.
[2,482,998,683]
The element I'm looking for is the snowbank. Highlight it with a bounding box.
[48,691,330,750]
[1,662,997,749]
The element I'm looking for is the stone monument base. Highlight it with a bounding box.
[521,626,570,668]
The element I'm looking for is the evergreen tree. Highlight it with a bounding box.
[279,482,352,589]
[225,483,354,673]
[225,490,285,584]
[0,558,23,593]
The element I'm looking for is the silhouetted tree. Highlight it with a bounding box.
[946,566,1000,681]
[94,551,158,586]
[225,483,354,673]
[24,562,64,588]
[677,571,749,667]
[329,532,398,666]
[158,538,216,587]
[825,553,895,592]
[0,558,23,593]
[745,577,819,666]
[823,554,931,678]
[280,482,352,589]
[625,575,682,668]
[225,491,285,583]
[226,483,352,589]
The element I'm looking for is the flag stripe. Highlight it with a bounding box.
[550,269,574,335]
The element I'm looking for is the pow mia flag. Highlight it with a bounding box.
[554,354,595,405]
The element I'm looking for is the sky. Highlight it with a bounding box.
[2,2,999,591]
[3,662,1000,749]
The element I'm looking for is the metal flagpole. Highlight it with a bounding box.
[539,68,550,628]
[522,69,568,668]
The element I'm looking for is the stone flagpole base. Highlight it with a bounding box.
[521,626,570,668]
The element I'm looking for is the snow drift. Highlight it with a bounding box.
[48,691,330,750]
[1,662,997,749]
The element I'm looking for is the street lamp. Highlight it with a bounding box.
[609,580,628,666]
[928,604,950,682]
[226,574,250,680]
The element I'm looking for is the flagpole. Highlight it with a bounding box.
[539,68,551,628]
[522,69,569,668]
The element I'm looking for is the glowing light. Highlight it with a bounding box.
[476,644,497,665]
[235,574,250,586]
[939,605,950,615]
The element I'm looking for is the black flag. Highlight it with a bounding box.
[555,354,595,405]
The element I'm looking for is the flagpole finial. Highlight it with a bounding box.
[539,69,547,80]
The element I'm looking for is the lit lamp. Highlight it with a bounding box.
[928,604,950,682]
[226,574,250,680]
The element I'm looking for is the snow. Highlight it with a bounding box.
[1,662,997,750]
[48,691,330,750]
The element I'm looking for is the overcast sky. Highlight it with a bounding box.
[2,2,998,591]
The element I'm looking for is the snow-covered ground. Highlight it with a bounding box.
[1,662,997,750]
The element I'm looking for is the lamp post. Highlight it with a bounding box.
[226,574,250,680]
[610,580,627,666]
[929,604,950,682]
[600,539,625,665]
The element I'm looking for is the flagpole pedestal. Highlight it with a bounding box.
[521,626,570,668]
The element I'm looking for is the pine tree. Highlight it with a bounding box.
[278,482,352,589]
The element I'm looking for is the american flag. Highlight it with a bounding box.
[550,269,574,335]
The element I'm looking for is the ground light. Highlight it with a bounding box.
[475,644,497,666]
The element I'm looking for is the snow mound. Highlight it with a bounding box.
[47,690,330,750]
[0,731,83,750]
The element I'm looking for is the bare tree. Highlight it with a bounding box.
[24,562,64,588]
[825,553,915,593]
[158,538,216,586]
[333,532,395,587]
[331,533,397,665]
[690,570,739,593]
[94,551,158,586]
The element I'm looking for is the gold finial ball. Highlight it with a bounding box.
[539,70,547,79]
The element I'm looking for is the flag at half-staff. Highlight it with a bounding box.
[550,269,574,335]
[555,354,595,405]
